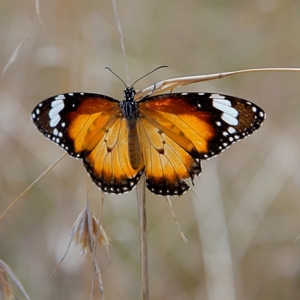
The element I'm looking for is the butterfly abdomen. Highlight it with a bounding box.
[127,120,140,170]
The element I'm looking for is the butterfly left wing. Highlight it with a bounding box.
[83,115,144,193]
[31,93,144,194]
[138,92,265,195]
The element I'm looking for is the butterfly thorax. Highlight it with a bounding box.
[119,87,141,170]
[119,87,138,121]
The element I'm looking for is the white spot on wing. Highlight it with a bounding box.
[49,101,64,120]
[210,94,225,99]
[53,128,58,136]
[213,100,236,114]
[222,113,238,126]
[51,99,64,108]
[55,95,65,100]
[213,99,239,125]
[50,114,61,127]
[228,127,236,134]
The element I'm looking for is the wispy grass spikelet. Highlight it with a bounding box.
[0,260,31,300]
[73,208,110,256]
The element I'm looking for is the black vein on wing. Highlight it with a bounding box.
[114,116,123,181]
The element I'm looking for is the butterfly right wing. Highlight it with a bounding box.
[31,93,144,194]
[137,92,265,196]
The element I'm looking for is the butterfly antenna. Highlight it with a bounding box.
[131,65,169,88]
[105,66,127,88]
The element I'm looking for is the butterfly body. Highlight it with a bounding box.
[32,87,265,196]
[119,87,140,170]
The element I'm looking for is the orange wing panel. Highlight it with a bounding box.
[83,116,144,194]
[67,102,120,154]
[139,97,215,154]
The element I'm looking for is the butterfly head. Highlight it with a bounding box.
[123,87,136,101]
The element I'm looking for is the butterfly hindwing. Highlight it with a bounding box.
[137,105,201,195]
[138,114,201,195]
[83,116,144,194]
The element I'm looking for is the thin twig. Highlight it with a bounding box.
[135,67,300,99]
[0,153,67,220]
[137,174,149,300]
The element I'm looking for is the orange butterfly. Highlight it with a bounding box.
[31,72,265,196]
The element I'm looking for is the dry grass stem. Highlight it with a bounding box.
[136,175,149,300]
[136,67,300,99]
[0,153,67,221]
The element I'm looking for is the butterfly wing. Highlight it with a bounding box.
[31,93,144,194]
[83,115,144,193]
[138,92,265,195]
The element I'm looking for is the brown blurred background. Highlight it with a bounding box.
[1,1,300,299]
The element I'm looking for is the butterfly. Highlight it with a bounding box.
[31,70,265,196]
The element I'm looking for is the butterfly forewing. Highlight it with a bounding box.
[138,93,265,159]
[31,93,120,157]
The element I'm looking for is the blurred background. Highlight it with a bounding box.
[1,0,300,299]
